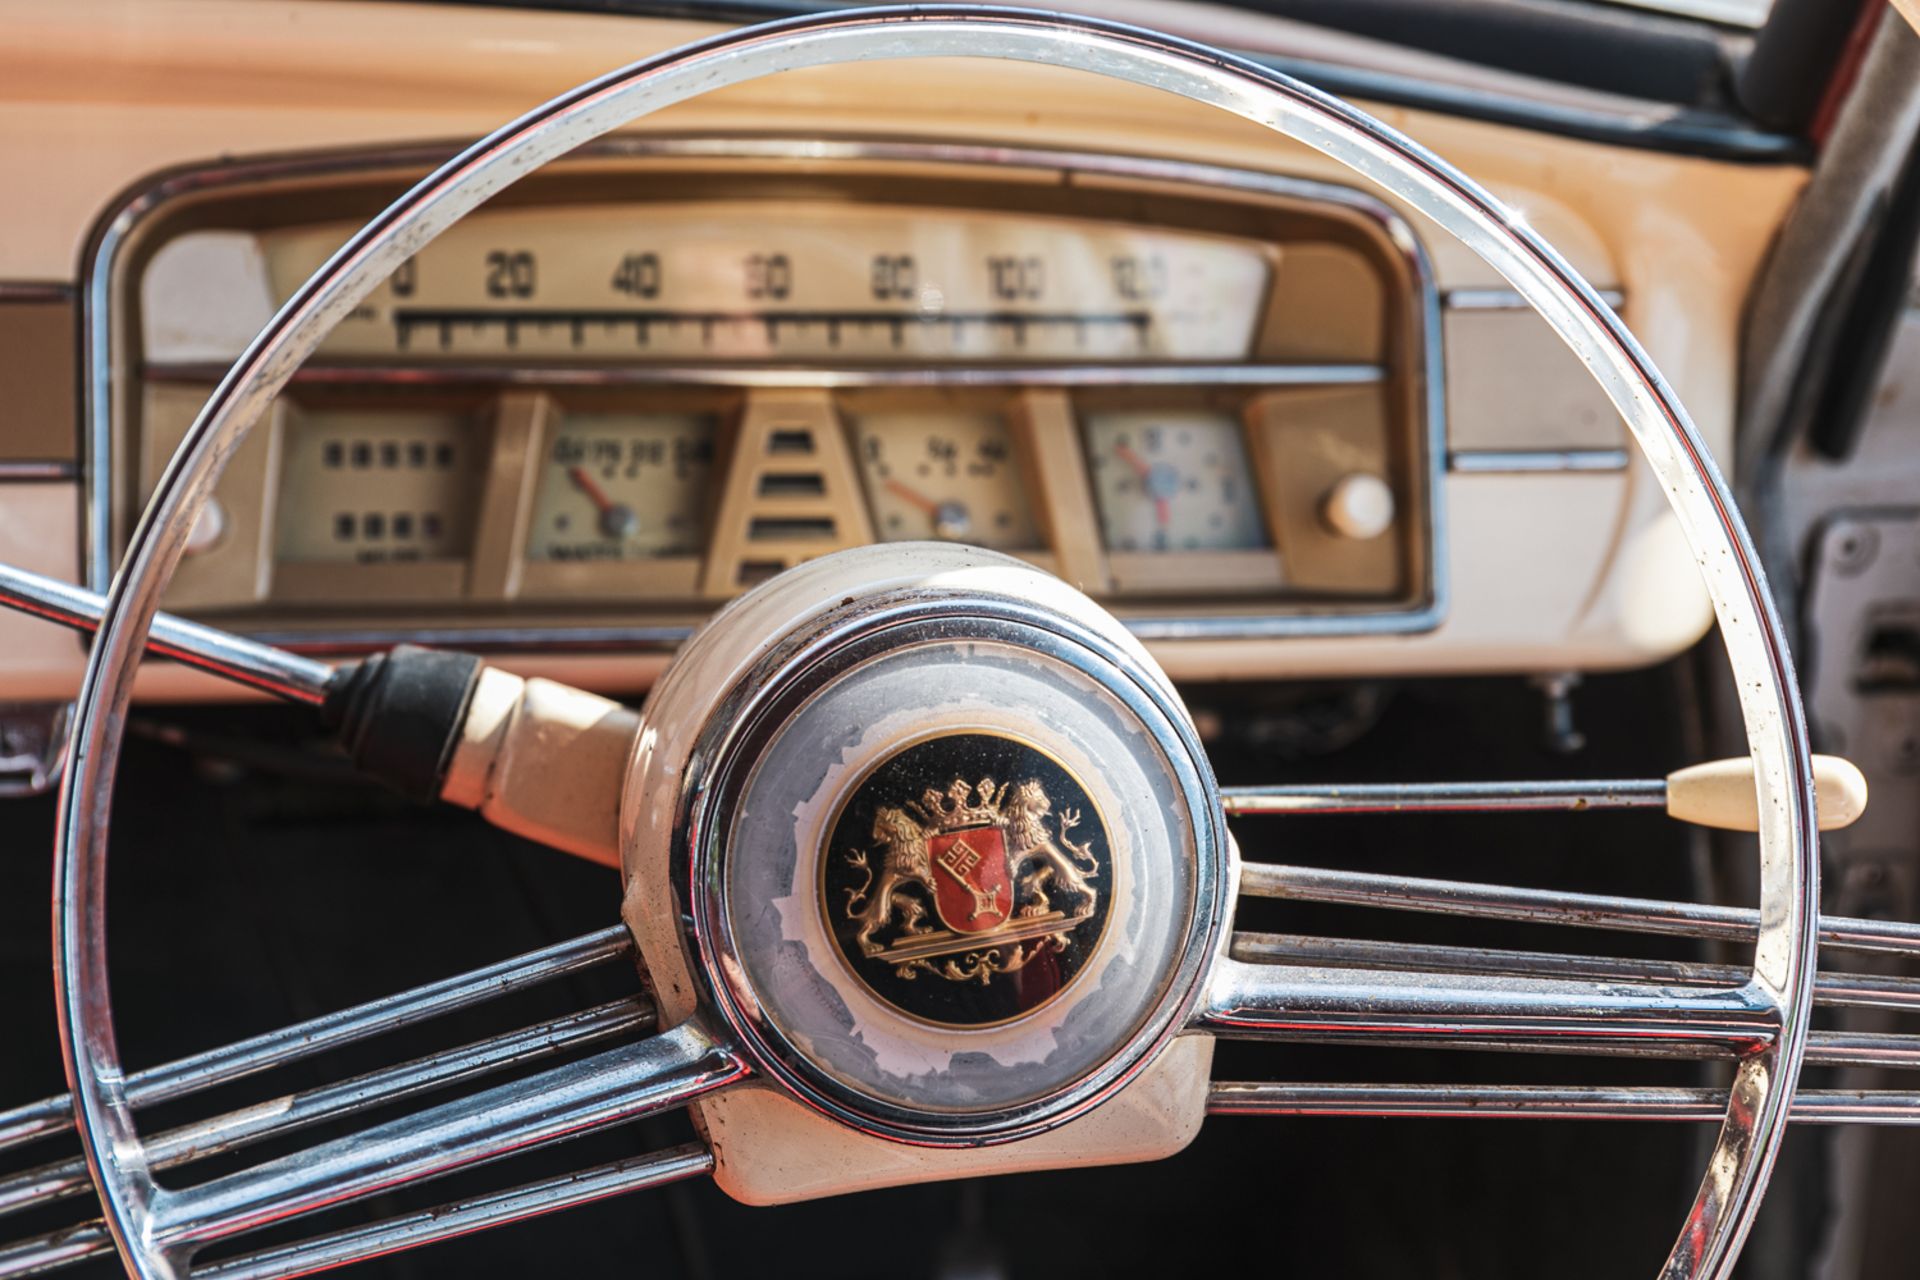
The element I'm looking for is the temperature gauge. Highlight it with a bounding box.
[853,411,1040,550]
[526,413,715,562]
[1083,410,1267,552]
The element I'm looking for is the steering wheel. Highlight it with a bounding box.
[41,6,1818,1278]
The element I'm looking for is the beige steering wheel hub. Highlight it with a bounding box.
[621,544,1229,1198]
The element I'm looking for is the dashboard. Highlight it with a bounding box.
[0,0,1814,698]
[111,142,1436,650]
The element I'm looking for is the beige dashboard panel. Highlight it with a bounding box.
[1244,385,1402,597]
[0,0,1810,697]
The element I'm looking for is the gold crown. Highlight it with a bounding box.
[907,777,1007,830]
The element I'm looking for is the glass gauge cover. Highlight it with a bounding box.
[853,411,1040,550]
[1083,410,1268,553]
[527,413,715,561]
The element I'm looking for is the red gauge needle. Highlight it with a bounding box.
[885,477,972,540]
[1115,443,1171,529]
[885,478,940,515]
[568,465,614,514]
[568,465,640,540]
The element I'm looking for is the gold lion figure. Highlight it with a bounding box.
[1004,779,1099,920]
[843,805,937,956]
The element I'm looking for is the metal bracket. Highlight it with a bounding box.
[1530,671,1587,754]
[0,701,71,797]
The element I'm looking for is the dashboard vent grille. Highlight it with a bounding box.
[701,393,875,596]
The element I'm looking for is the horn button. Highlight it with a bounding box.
[824,731,1114,1029]
[621,545,1226,1186]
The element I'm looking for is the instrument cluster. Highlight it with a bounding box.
[114,144,1437,647]
[242,387,1331,594]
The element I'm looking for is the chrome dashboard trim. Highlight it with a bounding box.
[83,133,1448,645]
[142,360,1387,389]
[1446,286,1628,311]
[1449,448,1631,474]
[0,282,77,304]
[255,623,695,655]
[0,461,80,482]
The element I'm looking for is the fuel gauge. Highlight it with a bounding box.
[526,413,715,562]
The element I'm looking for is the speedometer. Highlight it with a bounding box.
[261,203,1272,364]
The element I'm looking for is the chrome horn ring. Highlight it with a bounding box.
[57,7,1817,1278]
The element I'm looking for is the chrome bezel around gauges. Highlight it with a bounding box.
[83,135,1446,649]
[628,544,1230,1145]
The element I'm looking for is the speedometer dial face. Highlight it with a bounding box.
[526,413,715,562]
[853,412,1040,550]
[1083,410,1268,553]
[254,203,1271,364]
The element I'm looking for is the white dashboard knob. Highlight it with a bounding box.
[183,497,228,556]
[1321,473,1395,540]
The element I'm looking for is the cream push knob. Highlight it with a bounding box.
[183,498,228,556]
[1321,473,1395,540]
[1666,754,1868,833]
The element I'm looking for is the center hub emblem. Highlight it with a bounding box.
[823,732,1114,1027]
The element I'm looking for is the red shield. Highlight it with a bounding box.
[927,824,1013,934]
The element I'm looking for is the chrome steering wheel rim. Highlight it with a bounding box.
[55,7,1818,1278]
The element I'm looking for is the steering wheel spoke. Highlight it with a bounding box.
[1201,844,1920,1122]
[0,1145,716,1280]
[189,1145,713,1280]
[1242,862,1920,957]
[1205,1084,1920,1124]
[1231,933,1920,1015]
[0,562,332,706]
[0,998,656,1222]
[1197,958,1778,1058]
[0,928,732,1277]
[148,1019,745,1261]
[0,560,639,864]
[0,926,636,1165]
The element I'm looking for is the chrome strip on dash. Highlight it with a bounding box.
[1449,449,1630,474]
[1444,287,1626,311]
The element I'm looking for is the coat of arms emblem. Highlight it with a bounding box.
[823,733,1111,1026]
